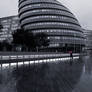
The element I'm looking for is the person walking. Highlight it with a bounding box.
[69,51,73,65]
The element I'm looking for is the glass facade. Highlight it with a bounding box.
[83,29,92,51]
[18,0,85,52]
[0,16,20,41]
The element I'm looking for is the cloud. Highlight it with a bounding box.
[0,0,92,29]
[0,0,18,17]
[58,0,92,29]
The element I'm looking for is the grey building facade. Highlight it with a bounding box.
[0,15,20,42]
[83,29,92,50]
[18,0,85,52]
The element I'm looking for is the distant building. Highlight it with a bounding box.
[83,29,92,50]
[0,15,20,42]
[18,0,85,52]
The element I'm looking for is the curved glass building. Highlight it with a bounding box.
[18,0,85,52]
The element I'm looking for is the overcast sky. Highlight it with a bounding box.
[0,0,92,29]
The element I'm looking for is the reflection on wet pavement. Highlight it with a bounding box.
[72,55,92,92]
[1,55,92,92]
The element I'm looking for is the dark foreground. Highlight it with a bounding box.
[0,55,92,92]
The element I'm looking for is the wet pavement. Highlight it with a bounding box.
[72,55,92,92]
[0,55,92,92]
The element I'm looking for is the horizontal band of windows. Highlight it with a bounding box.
[21,16,79,25]
[19,8,72,15]
[20,14,73,19]
[19,14,77,23]
[21,22,81,29]
[49,42,85,45]
[50,39,85,43]
[21,21,79,28]
[23,26,82,32]
[19,3,68,13]
[23,28,82,35]
[36,33,84,38]
[19,1,67,10]
[21,21,80,28]
[32,29,83,34]
[48,43,84,47]
[19,0,61,3]
[49,39,85,44]
[49,43,60,47]
[19,7,75,18]
[19,8,68,16]
[49,36,84,40]
[19,3,67,11]
[50,33,84,38]
[20,15,80,23]
[32,30,84,38]
[19,0,61,6]
[19,9,76,20]
[47,35,84,39]
[19,14,74,21]
[48,40,84,44]
[21,15,77,21]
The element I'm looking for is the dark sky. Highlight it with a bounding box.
[0,0,92,29]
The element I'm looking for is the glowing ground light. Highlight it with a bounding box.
[0,56,79,68]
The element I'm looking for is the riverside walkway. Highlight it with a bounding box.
[0,52,79,64]
[0,52,84,92]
